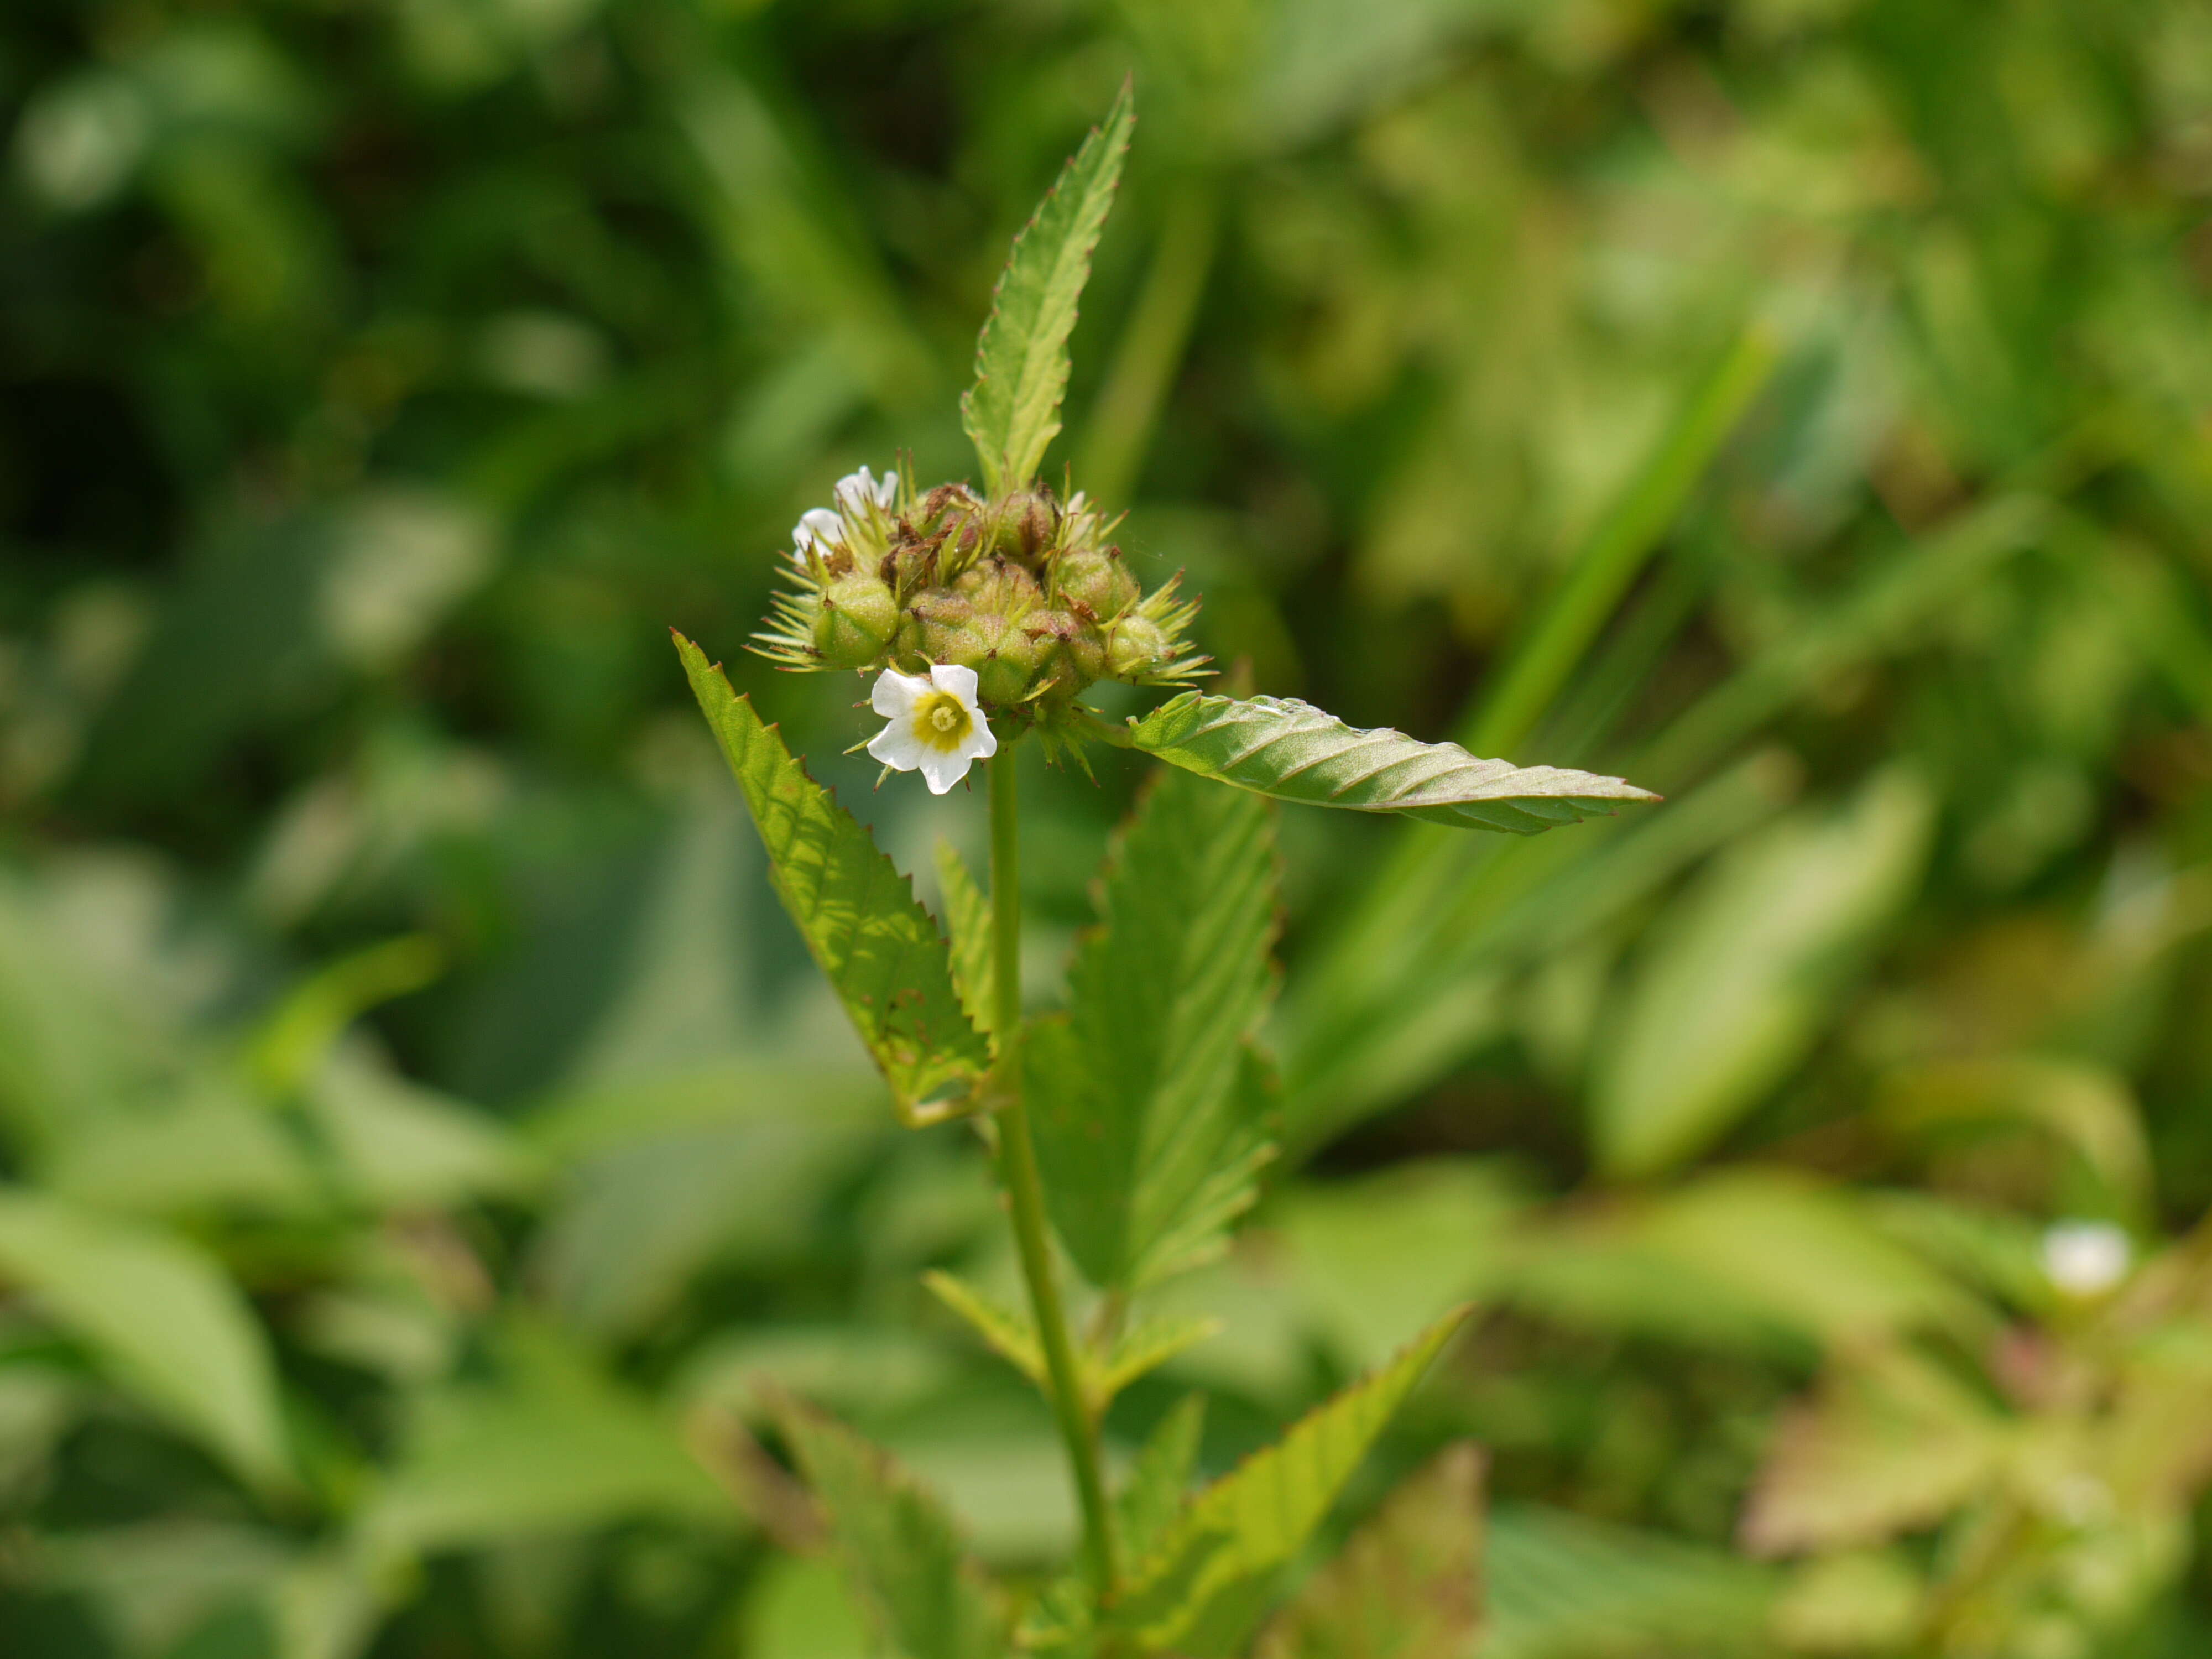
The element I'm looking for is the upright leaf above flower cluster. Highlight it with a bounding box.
[675,633,990,1124]
[1127,693,1659,832]
[961,81,1135,497]
[1027,766,1281,1293]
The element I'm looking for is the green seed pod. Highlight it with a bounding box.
[811,573,901,668]
[972,610,1049,706]
[955,554,1043,615]
[910,592,981,666]
[1023,609,1106,698]
[1052,543,1139,620]
[1106,614,1171,681]
[990,488,1059,565]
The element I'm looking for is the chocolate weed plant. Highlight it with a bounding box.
[676,88,1657,1655]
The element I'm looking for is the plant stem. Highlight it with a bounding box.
[988,750,1119,1600]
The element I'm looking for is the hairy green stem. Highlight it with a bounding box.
[989,752,1119,1599]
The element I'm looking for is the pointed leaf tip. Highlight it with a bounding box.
[1126,692,1660,833]
[961,83,1136,497]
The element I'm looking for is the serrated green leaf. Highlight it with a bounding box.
[1119,1396,1208,1567]
[1108,1303,1472,1656]
[1096,1313,1224,1405]
[775,1397,1006,1659]
[1029,768,1281,1293]
[922,1269,1044,1389]
[1251,1443,1484,1659]
[960,81,1134,496]
[933,841,997,1039]
[1125,694,1660,833]
[676,633,990,1126]
[0,1190,292,1491]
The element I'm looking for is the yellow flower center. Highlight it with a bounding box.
[911,690,973,753]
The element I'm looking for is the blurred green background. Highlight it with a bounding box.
[6,0,2212,1654]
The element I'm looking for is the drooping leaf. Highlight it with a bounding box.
[1589,768,1934,1177]
[1028,768,1281,1293]
[1107,1303,1472,1656]
[1251,1443,1485,1659]
[0,1190,293,1491]
[1125,694,1658,832]
[933,840,998,1039]
[675,633,990,1125]
[774,1397,1006,1659]
[1740,1344,2010,1557]
[960,81,1134,497]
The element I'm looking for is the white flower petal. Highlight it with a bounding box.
[834,465,898,517]
[870,669,928,719]
[961,718,998,763]
[915,744,975,795]
[800,506,843,545]
[927,662,980,705]
[868,722,926,772]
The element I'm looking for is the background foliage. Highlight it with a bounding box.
[6,0,2212,1654]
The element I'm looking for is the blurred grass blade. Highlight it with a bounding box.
[249,932,445,1094]
[1108,1303,1470,1656]
[675,633,990,1125]
[1028,768,1281,1293]
[962,80,1135,496]
[933,840,997,1039]
[1590,769,1934,1179]
[1251,1443,1484,1659]
[1077,181,1219,505]
[0,1190,293,1491]
[1126,693,1658,831]
[775,1397,1006,1659]
[1485,1505,1778,1659]
[1464,323,1778,758]
[361,1318,727,1556]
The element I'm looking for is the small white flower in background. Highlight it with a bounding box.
[2041,1219,2132,1297]
[791,506,845,557]
[834,465,899,517]
[867,664,997,794]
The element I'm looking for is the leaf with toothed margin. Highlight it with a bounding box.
[675,633,990,1126]
[774,1396,1007,1659]
[1125,693,1660,833]
[1028,768,1282,1295]
[1104,1304,1474,1657]
[961,81,1134,497]
[933,840,997,1039]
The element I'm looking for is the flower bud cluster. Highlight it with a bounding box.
[753,465,1205,713]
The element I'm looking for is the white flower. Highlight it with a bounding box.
[834,464,899,517]
[866,664,997,794]
[791,506,844,557]
[791,465,899,562]
[2042,1220,2131,1297]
